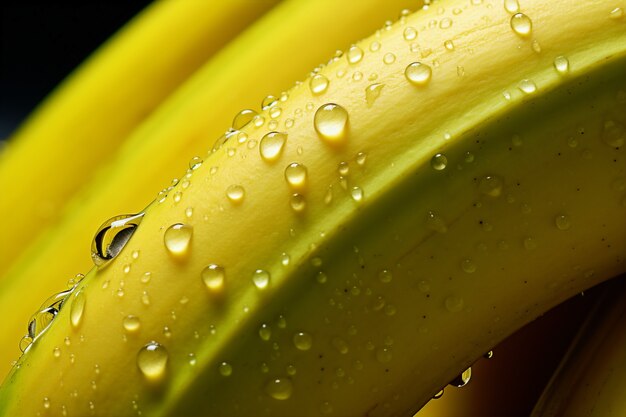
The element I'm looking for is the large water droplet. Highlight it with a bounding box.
[431,153,448,170]
[232,109,258,130]
[164,224,193,258]
[314,103,349,145]
[293,332,313,350]
[69,290,86,328]
[510,13,532,36]
[310,74,329,95]
[252,269,271,290]
[284,163,308,190]
[405,62,432,86]
[91,213,144,267]
[265,377,293,400]
[137,342,168,381]
[226,185,245,204]
[202,264,225,294]
[260,132,287,162]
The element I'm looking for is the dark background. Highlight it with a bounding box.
[0,1,152,140]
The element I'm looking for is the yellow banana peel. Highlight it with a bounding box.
[0,0,625,416]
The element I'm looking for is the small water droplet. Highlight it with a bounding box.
[478,175,504,197]
[523,236,537,250]
[426,211,448,233]
[164,224,193,257]
[609,7,624,19]
[53,347,61,358]
[201,264,225,294]
[405,62,432,86]
[226,185,245,204]
[91,213,144,267]
[431,153,448,170]
[316,271,328,284]
[258,323,272,341]
[262,95,278,110]
[289,193,306,213]
[445,296,464,312]
[365,83,384,106]
[510,13,532,37]
[269,106,282,119]
[531,39,542,53]
[43,397,50,409]
[232,109,258,130]
[555,214,571,230]
[403,27,417,41]
[284,163,308,190]
[602,120,625,148]
[123,315,141,333]
[378,269,393,283]
[265,377,293,400]
[331,337,349,354]
[310,74,329,95]
[189,156,203,170]
[433,389,445,399]
[347,45,364,64]
[484,350,494,359]
[461,259,476,273]
[383,53,396,65]
[518,79,537,94]
[444,40,455,51]
[376,347,393,363]
[314,103,349,145]
[450,367,472,387]
[70,290,86,328]
[350,186,364,203]
[137,342,168,381]
[218,361,233,377]
[19,335,33,353]
[503,0,520,13]
[252,269,270,290]
[260,132,287,162]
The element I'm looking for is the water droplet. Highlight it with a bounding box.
[510,13,532,37]
[265,377,293,400]
[365,83,384,106]
[350,186,364,203]
[461,259,476,273]
[260,132,287,162]
[258,323,272,341]
[503,0,520,13]
[523,236,537,250]
[518,79,537,94]
[444,40,455,51]
[19,335,33,353]
[445,296,464,312]
[91,213,144,267]
[201,264,225,294]
[439,18,453,29]
[290,193,306,213]
[376,347,393,363]
[609,7,624,19]
[383,53,396,65]
[378,269,393,283]
[137,342,168,381]
[405,62,432,86]
[262,95,278,110]
[484,350,494,359]
[316,271,328,284]
[426,211,448,233]
[164,224,193,257]
[431,153,448,170]
[225,185,245,205]
[252,269,270,290]
[53,347,61,358]
[269,106,282,119]
[189,156,203,170]
[555,214,571,230]
[433,389,444,399]
[331,337,349,354]
[218,361,233,377]
[478,175,504,197]
[310,74,329,95]
[403,27,417,41]
[43,397,50,409]
[284,163,308,190]
[69,290,85,328]
[232,109,258,130]
[123,315,141,333]
[292,332,313,352]
[602,120,625,148]
[347,45,364,64]
[450,367,472,387]
[531,39,542,54]
[314,103,349,145]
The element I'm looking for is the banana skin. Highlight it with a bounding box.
[1,0,625,416]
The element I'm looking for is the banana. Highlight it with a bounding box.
[0,0,416,380]
[531,277,626,417]
[1,0,625,416]
[0,0,281,277]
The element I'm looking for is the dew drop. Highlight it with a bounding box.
[260,131,287,162]
[510,13,532,37]
[503,0,520,13]
[43,397,50,409]
[523,236,537,250]
[293,332,313,350]
[53,347,61,358]
[378,269,393,283]
[405,62,432,86]
[19,336,33,353]
[290,193,306,213]
[433,389,444,399]
[484,350,494,359]
[91,213,144,267]
[431,153,448,170]
[426,210,448,233]
[518,79,537,94]
[218,362,233,377]
[314,103,349,144]
[331,337,349,354]
[232,109,258,130]
[347,45,364,64]
[609,7,624,19]
[444,40,455,51]
[365,83,384,106]
[445,296,464,312]
[123,315,141,333]
[310,74,329,95]
[284,163,308,190]
[258,323,272,341]
[164,223,193,257]
[555,214,571,230]
[376,347,393,363]
[262,95,278,110]
[383,53,396,65]
[137,342,168,381]
[450,367,472,387]
[189,156,203,170]
[356,152,367,166]
[69,290,86,328]
[226,185,245,204]
[478,175,504,197]
[602,120,625,148]
[461,259,476,274]
[403,27,417,41]
[202,264,225,293]
[350,186,364,203]
[265,377,293,400]
[252,269,270,290]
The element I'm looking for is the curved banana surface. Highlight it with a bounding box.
[0,0,281,278]
[0,0,625,416]
[0,0,416,379]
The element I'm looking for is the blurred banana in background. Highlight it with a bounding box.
[0,0,624,416]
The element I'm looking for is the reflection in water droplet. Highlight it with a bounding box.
[284,163,308,190]
[449,367,472,387]
[405,62,432,86]
[609,7,624,19]
[91,213,144,267]
[310,74,329,95]
[123,315,141,333]
[376,347,393,363]
[164,224,193,257]
[314,103,349,145]
[70,290,86,328]
[510,13,532,36]
[293,332,313,350]
[260,132,287,162]
[137,342,168,381]
[252,269,271,290]
[431,153,448,170]
[262,95,278,110]
[378,269,393,283]
[383,53,396,65]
